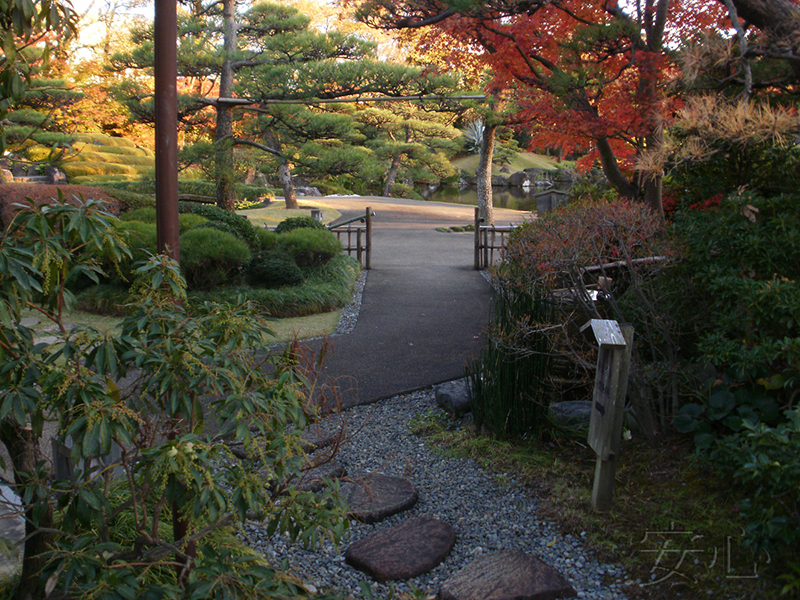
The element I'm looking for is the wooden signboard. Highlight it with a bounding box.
[580,319,634,512]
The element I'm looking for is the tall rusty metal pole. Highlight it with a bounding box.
[154,0,180,261]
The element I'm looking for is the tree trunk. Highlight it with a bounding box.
[215,0,237,211]
[476,124,496,226]
[0,420,55,600]
[383,153,403,196]
[727,0,800,79]
[280,162,299,210]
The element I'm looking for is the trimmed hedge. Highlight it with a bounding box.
[179,228,251,290]
[244,250,304,288]
[275,216,325,234]
[276,228,343,267]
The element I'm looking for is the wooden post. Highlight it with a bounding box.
[365,207,372,270]
[474,207,481,270]
[581,320,634,512]
[356,228,363,264]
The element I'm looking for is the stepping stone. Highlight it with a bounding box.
[300,425,340,452]
[297,459,346,492]
[345,516,455,583]
[344,473,418,523]
[440,550,576,600]
[19,317,39,327]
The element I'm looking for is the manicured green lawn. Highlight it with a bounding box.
[237,200,341,227]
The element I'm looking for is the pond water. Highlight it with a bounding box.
[416,183,570,213]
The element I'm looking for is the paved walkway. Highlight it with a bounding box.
[303,196,527,409]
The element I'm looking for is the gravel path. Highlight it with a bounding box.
[242,389,637,599]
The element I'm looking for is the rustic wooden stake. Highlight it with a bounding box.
[581,320,634,512]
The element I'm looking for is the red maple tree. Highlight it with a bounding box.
[356,0,729,215]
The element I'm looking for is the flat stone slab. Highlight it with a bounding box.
[300,425,340,453]
[344,473,418,524]
[440,550,576,600]
[297,459,346,493]
[345,516,455,583]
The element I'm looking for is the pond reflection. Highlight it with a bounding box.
[417,184,570,213]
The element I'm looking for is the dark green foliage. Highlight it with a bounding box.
[274,216,325,234]
[387,182,423,200]
[255,227,278,250]
[88,180,276,202]
[467,287,552,439]
[107,220,158,284]
[178,213,208,232]
[244,250,304,288]
[669,139,800,207]
[179,228,251,290]
[179,201,260,250]
[75,284,131,316]
[120,207,157,222]
[190,254,360,318]
[276,228,342,267]
[705,409,800,556]
[670,192,800,402]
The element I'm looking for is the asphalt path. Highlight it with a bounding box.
[302,196,527,409]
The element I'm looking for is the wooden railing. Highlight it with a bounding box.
[474,207,516,270]
[328,207,373,269]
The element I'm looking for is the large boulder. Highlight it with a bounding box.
[436,379,472,417]
[549,401,592,430]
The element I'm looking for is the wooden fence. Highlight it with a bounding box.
[474,207,517,270]
[328,207,373,269]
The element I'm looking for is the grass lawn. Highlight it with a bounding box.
[451,151,561,176]
[237,200,341,227]
[22,308,342,344]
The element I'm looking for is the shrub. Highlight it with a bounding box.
[275,215,325,234]
[244,250,304,288]
[190,254,360,318]
[110,220,158,283]
[707,410,800,556]
[498,198,676,438]
[276,228,342,267]
[179,201,260,250]
[669,191,800,406]
[179,212,208,232]
[255,227,277,250]
[179,227,251,290]
[120,207,157,222]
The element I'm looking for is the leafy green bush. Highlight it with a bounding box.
[244,250,304,288]
[670,192,800,406]
[0,203,346,597]
[707,409,800,555]
[179,201,260,250]
[276,228,342,267]
[191,254,360,318]
[275,215,325,234]
[255,227,277,250]
[179,212,207,232]
[179,227,251,290]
